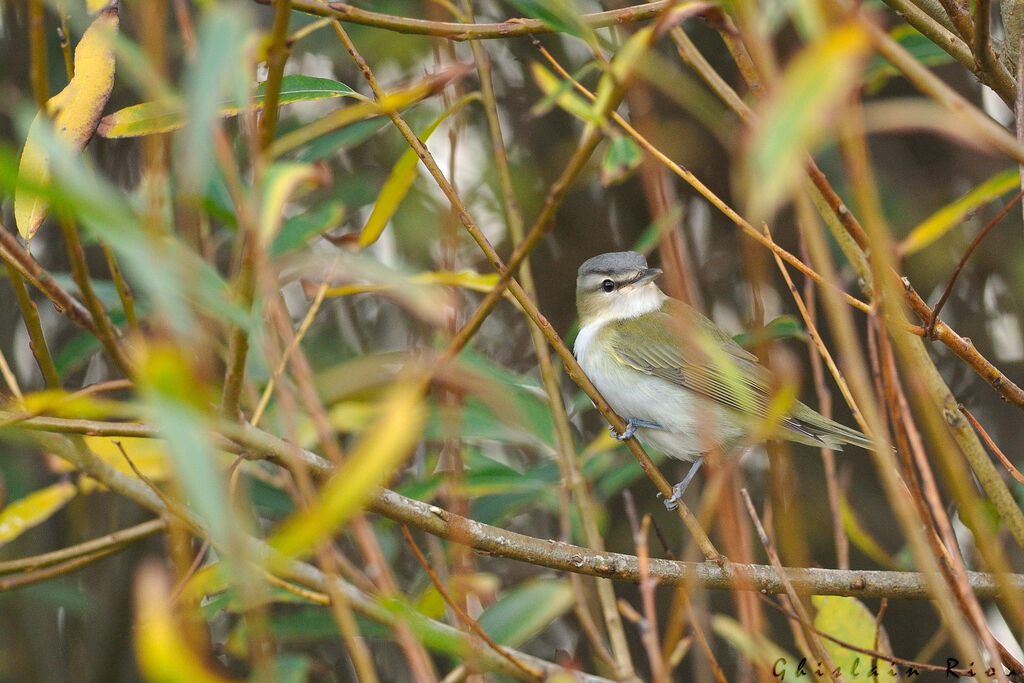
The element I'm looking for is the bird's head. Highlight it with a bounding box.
[576,251,665,326]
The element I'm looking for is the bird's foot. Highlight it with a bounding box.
[609,418,662,441]
[661,456,704,511]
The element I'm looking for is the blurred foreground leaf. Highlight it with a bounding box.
[134,565,236,683]
[18,389,126,420]
[732,315,807,349]
[0,482,77,547]
[138,343,237,547]
[745,22,871,218]
[530,62,604,124]
[270,382,426,558]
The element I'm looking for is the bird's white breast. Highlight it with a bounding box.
[574,317,743,461]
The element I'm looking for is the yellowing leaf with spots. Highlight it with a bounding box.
[0,482,77,547]
[270,383,426,559]
[15,8,118,240]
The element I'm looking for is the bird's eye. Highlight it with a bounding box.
[601,279,615,292]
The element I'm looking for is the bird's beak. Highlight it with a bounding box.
[632,267,663,286]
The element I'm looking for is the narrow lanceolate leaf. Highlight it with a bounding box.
[321,269,500,297]
[15,8,118,240]
[745,22,871,219]
[812,596,898,682]
[901,168,1018,255]
[137,342,237,549]
[359,93,478,247]
[0,482,78,547]
[98,75,357,139]
[270,383,426,559]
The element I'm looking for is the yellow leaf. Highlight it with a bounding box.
[270,382,426,558]
[901,169,1018,255]
[15,8,118,240]
[530,62,603,124]
[295,401,377,447]
[86,436,174,480]
[134,565,236,683]
[812,595,898,681]
[0,482,77,547]
[322,269,500,298]
[359,93,479,247]
[414,269,499,291]
[48,436,175,494]
[18,389,126,419]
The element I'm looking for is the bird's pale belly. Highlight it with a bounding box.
[578,341,744,462]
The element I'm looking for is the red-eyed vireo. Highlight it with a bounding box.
[574,251,871,507]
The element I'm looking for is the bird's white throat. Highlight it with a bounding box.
[575,284,665,360]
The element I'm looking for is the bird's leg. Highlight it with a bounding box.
[662,456,704,510]
[610,418,663,441]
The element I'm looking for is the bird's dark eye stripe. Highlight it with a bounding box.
[601,279,615,292]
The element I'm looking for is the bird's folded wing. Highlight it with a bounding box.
[609,320,773,420]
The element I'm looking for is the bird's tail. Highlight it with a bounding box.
[786,402,875,451]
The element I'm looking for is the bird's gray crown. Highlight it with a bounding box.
[577,251,648,278]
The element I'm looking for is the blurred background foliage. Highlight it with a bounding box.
[1,0,1024,680]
